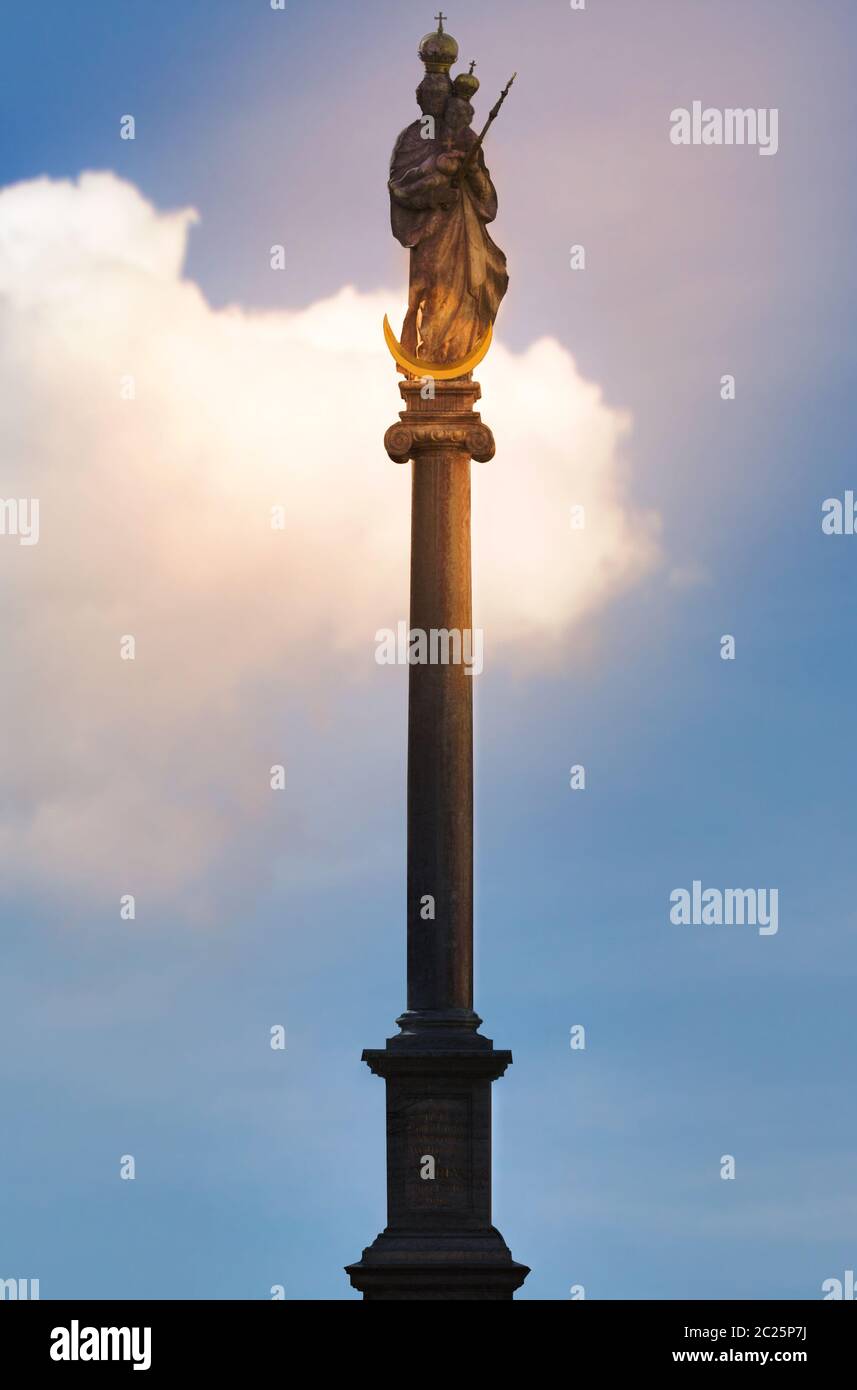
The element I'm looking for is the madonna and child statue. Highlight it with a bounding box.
[385,14,514,377]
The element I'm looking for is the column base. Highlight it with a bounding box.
[346,1229,529,1300]
[390,1008,492,1051]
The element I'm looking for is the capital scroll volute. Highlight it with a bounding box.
[385,415,495,464]
[467,423,496,463]
[384,423,414,464]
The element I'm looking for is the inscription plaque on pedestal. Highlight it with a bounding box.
[402,1096,472,1212]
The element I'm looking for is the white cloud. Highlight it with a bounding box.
[0,172,659,903]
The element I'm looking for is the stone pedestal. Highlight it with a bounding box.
[346,377,528,1300]
[346,1044,528,1300]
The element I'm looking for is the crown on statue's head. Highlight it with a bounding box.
[453,60,479,101]
[418,12,459,74]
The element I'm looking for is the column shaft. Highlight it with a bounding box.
[407,449,473,1015]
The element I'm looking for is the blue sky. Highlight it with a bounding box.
[2,0,857,1299]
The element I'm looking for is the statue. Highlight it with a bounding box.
[387,15,513,372]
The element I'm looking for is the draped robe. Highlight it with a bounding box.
[388,120,508,365]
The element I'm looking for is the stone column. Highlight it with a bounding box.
[346,378,529,1300]
[397,376,490,1037]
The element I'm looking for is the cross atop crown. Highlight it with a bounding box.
[453,57,479,101]
[419,14,459,73]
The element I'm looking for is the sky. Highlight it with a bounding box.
[1,0,856,1301]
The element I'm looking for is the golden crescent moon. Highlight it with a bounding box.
[382,315,493,380]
